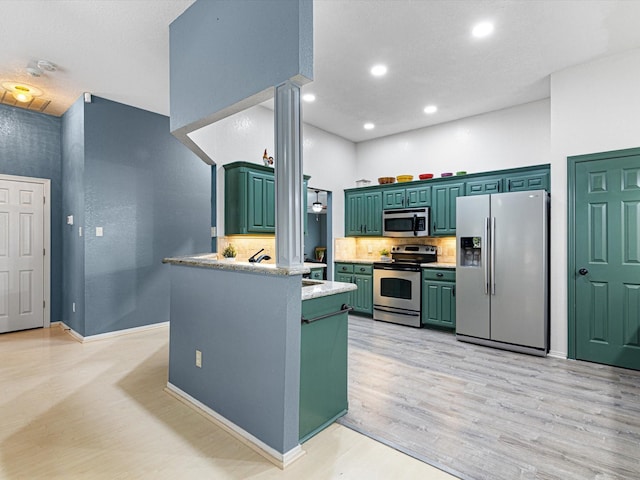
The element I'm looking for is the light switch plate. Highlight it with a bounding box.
[67,215,74,225]
[96,227,103,237]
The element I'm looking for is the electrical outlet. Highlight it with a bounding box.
[367,245,373,254]
[96,226,104,237]
[195,349,202,368]
[437,246,443,255]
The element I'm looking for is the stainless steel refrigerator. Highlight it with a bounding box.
[455,190,549,356]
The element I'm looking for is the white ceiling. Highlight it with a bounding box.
[2,0,640,142]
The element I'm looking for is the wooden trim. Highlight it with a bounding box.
[58,320,169,343]
[165,383,305,469]
[0,173,51,328]
[566,145,640,360]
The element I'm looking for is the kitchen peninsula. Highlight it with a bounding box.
[162,253,356,467]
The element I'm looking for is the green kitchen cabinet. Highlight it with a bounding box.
[465,177,503,196]
[345,190,382,236]
[334,263,373,315]
[421,268,456,329]
[382,185,431,210]
[300,291,350,442]
[506,171,550,192]
[309,267,324,280]
[431,182,464,236]
[224,162,309,235]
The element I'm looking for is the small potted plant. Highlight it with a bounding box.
[222,244,237,262]
[380,248,391,262]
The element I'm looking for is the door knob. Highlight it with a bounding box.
[578,268,589,276]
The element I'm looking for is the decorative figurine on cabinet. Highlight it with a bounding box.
[262,149,274,167]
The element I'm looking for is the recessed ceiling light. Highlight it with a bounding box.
[424,105,438,114]
[364,123,375,130]
[472,21,494,38]
[302,93,316,103]
[370,64,387,77]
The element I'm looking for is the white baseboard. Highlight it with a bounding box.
[165,382,305,469]
[55,321,169,343]
[547,350,567,359]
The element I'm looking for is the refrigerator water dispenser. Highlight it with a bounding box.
[460,237,481,266]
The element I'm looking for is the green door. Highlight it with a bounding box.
[572,151,640,370]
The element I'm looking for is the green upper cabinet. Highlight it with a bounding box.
[247,170,276,233]
[506,171,550,192]
[465,177,503,196]
[345,190,382,236]
[224,162,309,235]
[432,182,464,236]
[382,185,431,210]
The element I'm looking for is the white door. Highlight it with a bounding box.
[0,179,45,333]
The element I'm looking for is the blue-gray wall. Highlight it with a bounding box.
[0,104,63,324]
[61,97,86,333]
[169,0,313,134]
[61,96,211,336]
[168,265,301,454]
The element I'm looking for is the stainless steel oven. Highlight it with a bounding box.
[373,244,437,327]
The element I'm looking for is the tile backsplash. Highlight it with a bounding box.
[335,236,456,263]
[218,236,276,263]
[219,235,457,264]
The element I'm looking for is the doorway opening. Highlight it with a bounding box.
[305,188,332,279]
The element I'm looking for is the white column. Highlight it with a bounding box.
[274,80,304,268]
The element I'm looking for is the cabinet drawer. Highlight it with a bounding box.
[422,269,456,282]
[353,264,373,276]
[335,263,354,274]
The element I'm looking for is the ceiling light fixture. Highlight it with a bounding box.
[312,190,323,213]
[370,64,387,77]
[472,21,494,38]
[424,105,438,114]
[2,82,43,104]
[364,122,375,130]
[302,93,316,102]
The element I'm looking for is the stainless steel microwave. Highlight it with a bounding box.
[382,207,430,237]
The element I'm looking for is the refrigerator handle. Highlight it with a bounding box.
[484,217,490,295]
[490,216,496,295]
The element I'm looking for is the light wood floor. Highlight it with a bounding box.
[0,325,454,480]
[339,316,640,480]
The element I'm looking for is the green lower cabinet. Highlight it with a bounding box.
[334,263,373,316]
[421,269,456,329]
[300,292,350,442]
[309,268,324,280]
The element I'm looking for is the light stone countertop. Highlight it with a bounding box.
[301,280,357,301]
[421,262,456,269]
[163,253,317,276]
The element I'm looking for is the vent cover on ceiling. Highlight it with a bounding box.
[1,89,52,114]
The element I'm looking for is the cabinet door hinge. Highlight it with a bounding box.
[43,300,46,308]
[43,248,46,256]
[43,196,46,204]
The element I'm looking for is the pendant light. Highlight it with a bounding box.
[312,190,323,213]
